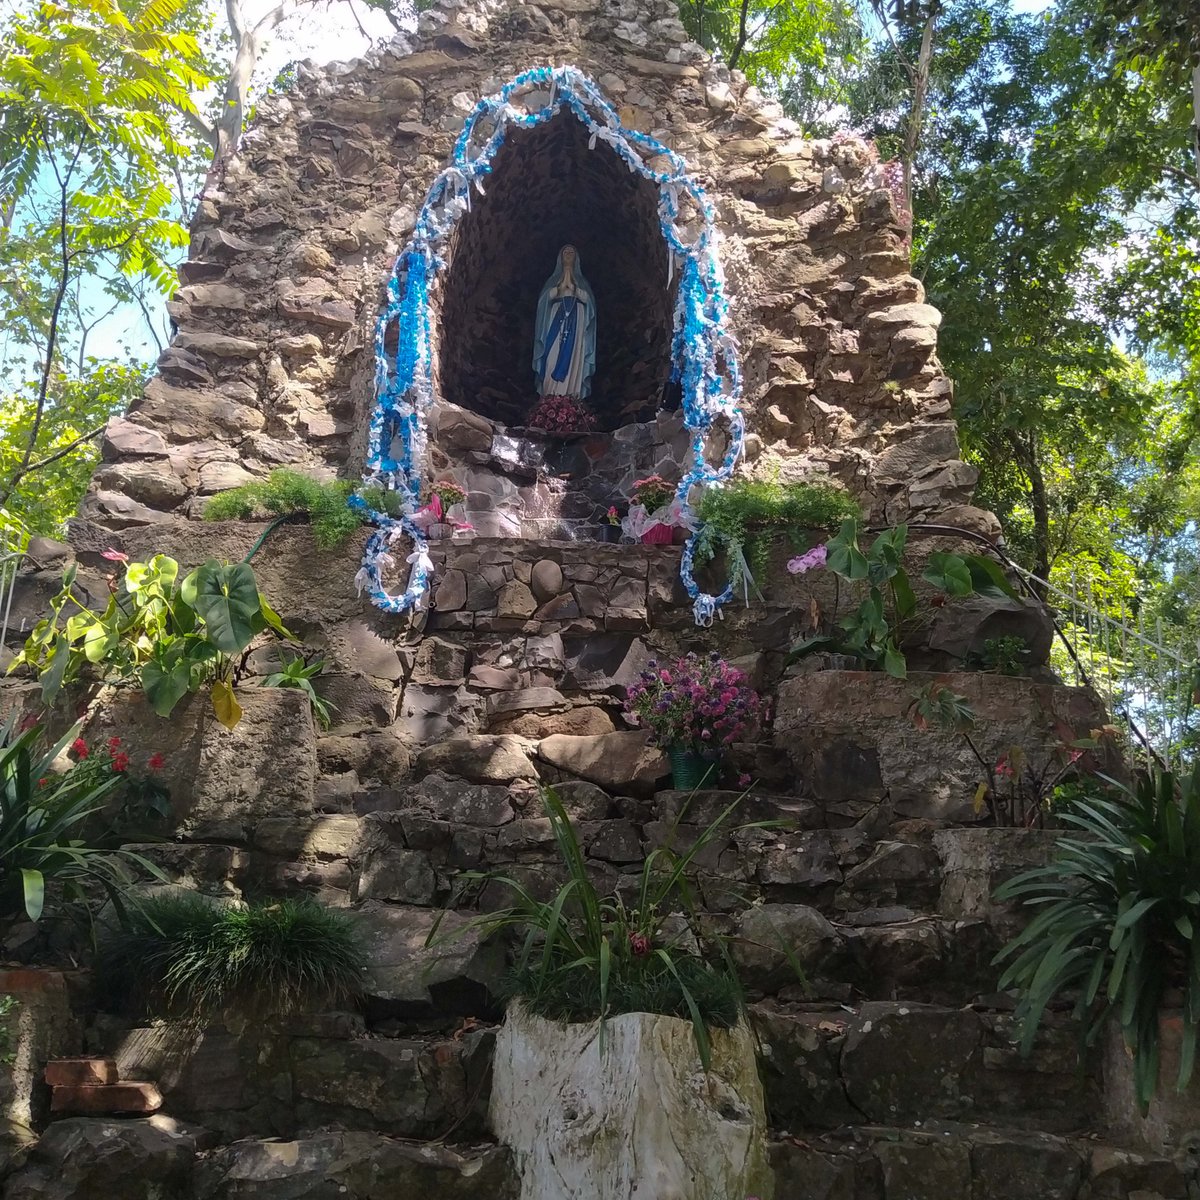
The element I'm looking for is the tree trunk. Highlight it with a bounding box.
[0,159,76,509]
[901,2,940,215]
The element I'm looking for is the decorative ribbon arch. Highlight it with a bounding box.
[353,65,744,625]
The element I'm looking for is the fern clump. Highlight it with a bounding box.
[203,469,363,549]
[694,478,861,586]
[99,894,367,1020]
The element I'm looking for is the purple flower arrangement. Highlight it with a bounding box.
[624,652,761,757]
[786,543,827,575]
[527,394,598,433]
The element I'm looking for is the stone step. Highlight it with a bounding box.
[751,1001,1097,1136]
[44,1058,118,1087]
[3,1121,514,1200]
[193,1133,517,1198]
[124,786,1048,917]
[770,1121,1191,1200]
[50,1080,163,1115]
[738,908,1004,1006]
[86,1014,491,1142]
[91,998,1091,1145]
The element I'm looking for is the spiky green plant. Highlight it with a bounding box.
[99,894,367,1020]
[431,787,766,1068]
[995,764,1200,1111]
[0,715,163,921]
[203,469,364,549]
[259,655,335,729]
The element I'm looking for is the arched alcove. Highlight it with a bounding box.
[437,112,676,430]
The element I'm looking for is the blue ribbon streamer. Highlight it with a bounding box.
[357,65,745,624]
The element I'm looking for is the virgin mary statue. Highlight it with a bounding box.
[532,245,597,399]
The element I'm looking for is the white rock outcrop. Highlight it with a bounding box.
[490,1003,774,1200]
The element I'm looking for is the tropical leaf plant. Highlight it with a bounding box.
[9,554,291,728]
[429,787,771,1069]
[994,764,1200,1111]
[0,715,165,922]
[787,518,1017,677]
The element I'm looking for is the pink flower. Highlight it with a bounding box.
[787,544,828,575]
[101,548,129,563]
[737,773,752,787]
[629,932,651,957]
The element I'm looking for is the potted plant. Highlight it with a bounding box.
[694,477,860,593]
[435,787,774,1200]
[430,479,466,513]
[624,475,680,544]
[994,763,1200,1145]
[598,506,623,542]
[623,652,761,789]
[527,394,598,435]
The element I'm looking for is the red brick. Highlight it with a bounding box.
[45,1058,118,1087]
[51,1081,162,1115]
[0,968,67,994]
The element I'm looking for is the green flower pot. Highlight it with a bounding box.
[669,745,716,790]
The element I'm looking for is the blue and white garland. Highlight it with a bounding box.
[354,64,744,625]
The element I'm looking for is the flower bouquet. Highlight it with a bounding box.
[624,653,761,789]
[623,475,684,544]
[598,505,623,543]
[413,481,473,540]
[527,394,598,434]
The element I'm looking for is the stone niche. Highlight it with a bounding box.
[423,109,685,539]
[437,112,676,430]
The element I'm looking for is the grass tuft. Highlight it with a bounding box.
[203,469,364,550]
[99,894,367,1020]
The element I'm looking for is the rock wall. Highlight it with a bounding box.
[86,0,978,538]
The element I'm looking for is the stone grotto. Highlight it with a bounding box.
[1,0,1196,1197]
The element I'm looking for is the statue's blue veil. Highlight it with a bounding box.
[532,244,598,398]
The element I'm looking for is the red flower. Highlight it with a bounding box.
[629,932,651,957]
[107,736,122,753]
[37,777,48,788]
[147,752,165,771]
[71,738,89,759]
[111,751,130,773]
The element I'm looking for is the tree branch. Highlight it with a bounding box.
[225,0,246,42]
[131,286,166,356]
[727,0,753,71]
[0,146,83,509]
[180,105,217,152]
[15,423,108,481]
[870,0,916,80]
